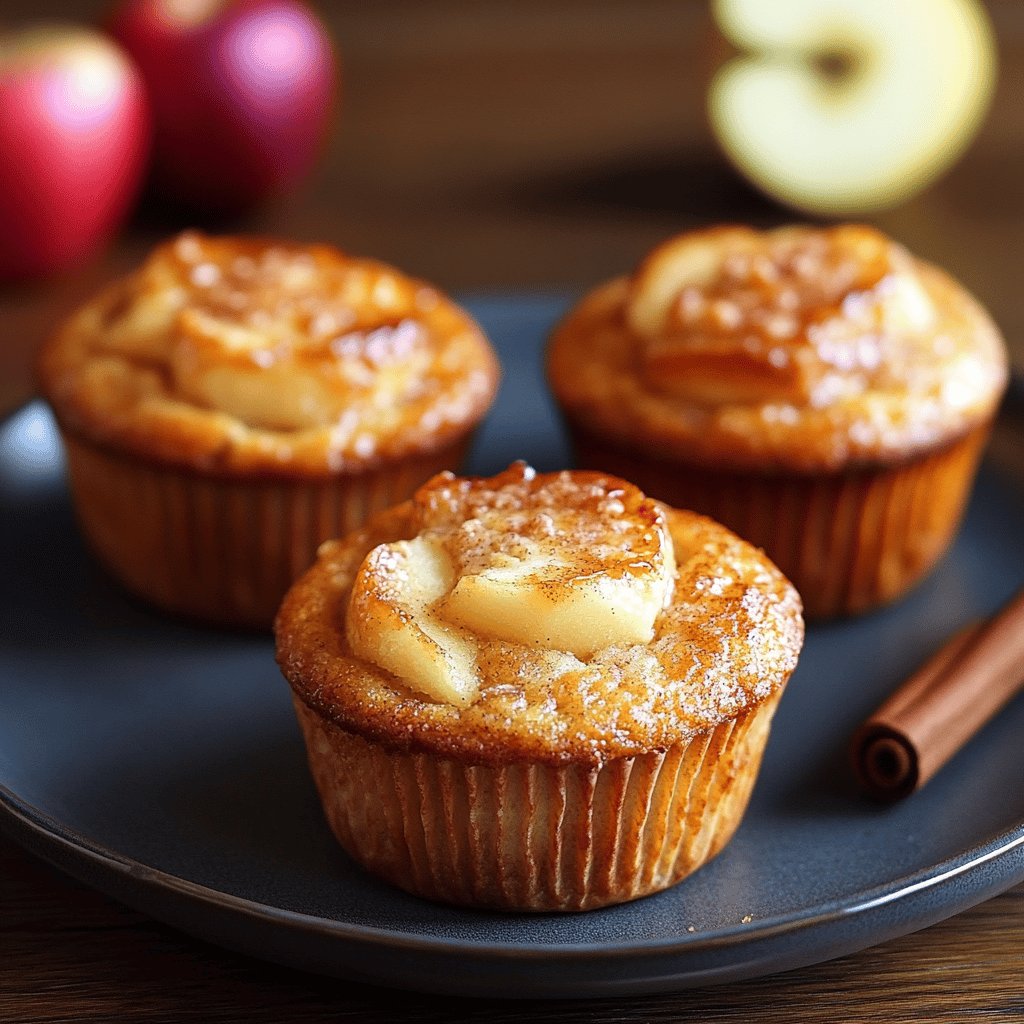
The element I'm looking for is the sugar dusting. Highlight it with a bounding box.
[309,468,804,763]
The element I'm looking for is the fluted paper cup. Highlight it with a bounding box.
[565,422,991,620]
[60,432,472,629]
[291,687,783,912]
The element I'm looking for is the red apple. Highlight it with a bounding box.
[0,25,149,282]
[108,0,337,211]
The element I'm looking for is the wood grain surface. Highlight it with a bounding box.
[3,2,1024,1021]
[3,838,1023,1023]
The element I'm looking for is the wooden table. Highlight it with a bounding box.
[3,2,1024,1020]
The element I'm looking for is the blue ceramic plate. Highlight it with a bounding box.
[2,296,1023,998]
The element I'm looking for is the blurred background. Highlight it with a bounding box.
[2,0,1022,415]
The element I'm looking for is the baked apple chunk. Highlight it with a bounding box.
[345,465,676,706]
[627,224,936,406]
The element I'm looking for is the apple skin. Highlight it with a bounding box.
[0,25,150,282]
[108,0,337,212]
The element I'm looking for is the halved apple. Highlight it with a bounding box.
[710,0,997,214]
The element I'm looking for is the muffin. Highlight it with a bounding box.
[548,225,1009,618]
[38,232,500,627]
[276,463,803,911]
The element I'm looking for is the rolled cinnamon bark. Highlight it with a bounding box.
[851,589,1024,801]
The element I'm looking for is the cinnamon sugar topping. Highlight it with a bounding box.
[277,467,804,763]
[39,233,500,475]
[549,224,1007,471]
[634,225,936,407]
[344,466,678,704]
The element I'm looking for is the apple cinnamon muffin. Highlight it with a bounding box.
[276,464,803,911]
[38,232,499,627]
[548,225,1008,618]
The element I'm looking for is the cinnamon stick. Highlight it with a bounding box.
[850,588,1024,801]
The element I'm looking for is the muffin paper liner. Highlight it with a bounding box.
[61,433,470,628]
[292,688,783,912]
[567,422,991,619]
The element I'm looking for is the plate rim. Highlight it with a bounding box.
[5,778,1024,962]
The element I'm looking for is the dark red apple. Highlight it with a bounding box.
[0,25,150,282]
[108,0,337,211]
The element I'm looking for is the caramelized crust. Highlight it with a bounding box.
[276,467,804,766]
[549,225,1008,472]
[409,463,673,591]
[38,233,500,478]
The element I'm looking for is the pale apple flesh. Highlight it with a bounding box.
[710,0,997,214]
[173,361,346,431]
[168,306,356,431]
[627,227,811,404]
[93,233,433,431]
[624,224,940,405]
[627,227,760,339]
[441,529,675,660]
[345,471,677,707]
[346,537,479,708]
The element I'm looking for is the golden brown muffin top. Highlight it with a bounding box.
[548,225,1008,472]
[276,464,804,766]
[38,233,499,478]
